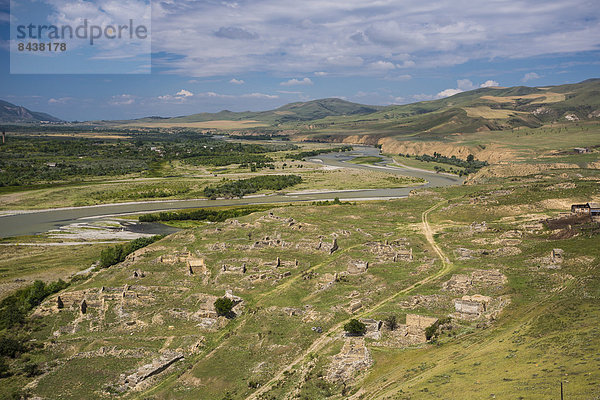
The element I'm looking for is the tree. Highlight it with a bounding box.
[214,297,235,317]
[384,315,397,331]
[344,319,367,336]
[467,154,475,163]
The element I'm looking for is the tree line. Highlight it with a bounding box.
[203,175,302,199]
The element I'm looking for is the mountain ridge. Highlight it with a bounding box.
[0,100,63,124]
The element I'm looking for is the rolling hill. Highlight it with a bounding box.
[291,79,600,139]
[0,100,63,124]
[118,79,600,145]
[131,98,383,126]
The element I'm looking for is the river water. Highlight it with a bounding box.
[0,145,462,238]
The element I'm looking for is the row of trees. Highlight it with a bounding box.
[288,146,353,161]
[412,152,488,176]
[99,235,164,268]
[0,279,69,331]
[139,205,271,223]
[203,175,302,199]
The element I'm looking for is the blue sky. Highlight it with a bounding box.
[1,0,599,121]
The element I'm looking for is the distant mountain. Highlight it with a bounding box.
[133,98,383,125]
[289,78,600,140]
[126,80,600,135]
[0,100,63,123]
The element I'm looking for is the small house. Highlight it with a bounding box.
[574,147,590,154]
[571,202,600,216]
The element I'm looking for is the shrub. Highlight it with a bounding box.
[0,335,26,358]
[344,319,367,336]
[99,235,164,268]
[385,315,397,331]
[214,297,235,317]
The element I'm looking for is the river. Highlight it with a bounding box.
[0,145,462,238]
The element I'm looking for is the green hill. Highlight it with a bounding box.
[293,79,600,140]
[132,98,383,125]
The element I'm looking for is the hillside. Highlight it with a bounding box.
[0,100,62,124]
[295,79,600,138]
[132,98,382,126]
[1,167,599,399]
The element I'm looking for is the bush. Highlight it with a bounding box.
[99,235,164,268]
[344,319,367,336]
[22,362,41,377]
[214,297,235,317]
[0,335,26,358]
[425,317,451,341]
[0,279,69,330]
[385,315,397,331]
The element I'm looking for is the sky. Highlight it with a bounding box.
[0,0,599,121]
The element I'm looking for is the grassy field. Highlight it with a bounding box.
[0,242,109,300]
[1,162,598,399]
[0,159,422,210]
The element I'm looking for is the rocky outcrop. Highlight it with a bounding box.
[117,352,183,391]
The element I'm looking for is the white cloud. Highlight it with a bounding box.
[480,80,500,88]
[522,72,541,82]
[176,89,194,97]
[242,93,279,99]
[109,94,135,106]
[280,78,314,86]
[460,79,477,90]
[436,78,500,98]
[436,88,464,98]
[229,78,245,85]
[48,97,72,104]
[368,61,396,70]
[147,0,600,78]
[397,60,416,68]
[314,71,328,76]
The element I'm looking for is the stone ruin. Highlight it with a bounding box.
[470,221,488,233]
[252,234,287,249]
[360,319,383,340]
[132,269,145,278]
[453,294,510,321]
[33,285,159,333]
[381,314,438,346]
[365,240,413,263]
[442,269,507,293]
[317,272,339,291]
[534,248,565,270]
[551,248,564,263]
[117,351,184,392]
[316,237,339,254]
[159,251,192,264]
[347,260,369,275]
[326,337,372,383]
[398,294,448,310]
[187,257,206,275]
[456,246,521,260]
[454,294,490,316]
[347,299,362,314]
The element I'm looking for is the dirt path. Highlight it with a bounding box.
[247,199,454,400]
